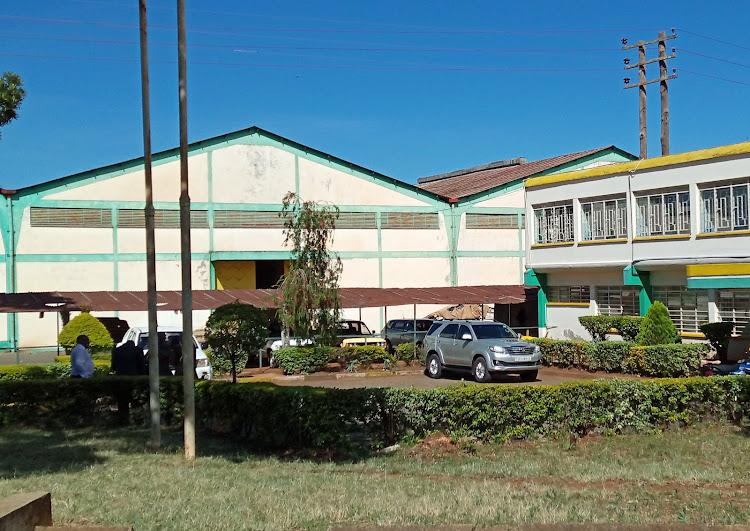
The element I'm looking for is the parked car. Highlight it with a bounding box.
[383,319,434,353]
[266,319,386,352]
[117,326,213,380]
[423,320,542,382]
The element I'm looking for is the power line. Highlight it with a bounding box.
[679,48,750,70]
[0,33,622,54]
[679,68,750,87]
[0,51,621,72]
[676,28,750,52]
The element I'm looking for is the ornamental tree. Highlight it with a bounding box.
[58,312,114,353]
[635,301,681,346]
[0,72,25,140]
[205,303,268,383]
[278,191,342,347]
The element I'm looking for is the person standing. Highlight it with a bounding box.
[111,340,147,376]
[70,334,94,378]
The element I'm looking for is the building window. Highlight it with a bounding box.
[336,212,377,229]
[635,189,690,237]
[30,207,112,228]
[580,197,628,241]
[596,286,640,316]
[466,213,524,229]
[652,286,709,334]
[533,202,573,244]
[214,210,284,228]
[718,290,750,334]
[381,212,439,229]
[700,179,750,233]
[118,209,209,229]
[548,286,591,304]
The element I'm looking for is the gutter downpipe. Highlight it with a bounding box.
[3,191,18,359]
[449,198,458,286]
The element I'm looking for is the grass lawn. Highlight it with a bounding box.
[1,426,749,530]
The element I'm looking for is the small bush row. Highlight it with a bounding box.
[0,361,111,380]
[578,315,645,341]
[529,338,709,377]
[274,345,395,374]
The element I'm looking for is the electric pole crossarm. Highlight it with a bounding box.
[624,74,678,89]
[625,54,676,69]
[622,34,677,49]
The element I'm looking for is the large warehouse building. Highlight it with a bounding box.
[0,126,633,348]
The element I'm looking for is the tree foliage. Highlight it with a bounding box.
[277,192,342,346]
[205,303,268,383]
[58,312,114,353]
[0,72,25,139]
[635,301,681,346]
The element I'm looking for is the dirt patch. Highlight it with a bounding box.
[409,432,459,461]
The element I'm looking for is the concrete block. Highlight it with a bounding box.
[0,491,52,531]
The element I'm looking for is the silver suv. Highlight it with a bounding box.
[423,320,542,382]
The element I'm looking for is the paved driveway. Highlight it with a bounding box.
[249,366,631,389]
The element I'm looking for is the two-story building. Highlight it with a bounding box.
[525,142,750,344]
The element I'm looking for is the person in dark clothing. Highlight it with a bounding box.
[157,332,172,376]
[111,340,147,376]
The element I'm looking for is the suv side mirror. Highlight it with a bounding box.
[461,333,472,340]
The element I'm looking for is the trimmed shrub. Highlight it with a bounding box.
[55,354,111,364]
[0,362,110,380]
[612,316,645,342]
[330,345,394,370]
[636,301,681,346]
[395,342,422,364]
[58,313,114,353]
[700,322,735,362]
[624,343,709,377]
[578,316,614,341]
[274,346,332,374]
[585,341,633,372]
[531,338,587,368]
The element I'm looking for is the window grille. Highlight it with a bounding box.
[533,202,573,244]
[381,212,439,229]
[547,286,591,304]
[213,210,285,228]
[30,207,112,228]
[596,286,640,316]
[465,213,523,229]
[700,179,750,233]
[652,286,709,334]
[718,290,750,334]
[635,189,690,237]
[581,197,627,241]
[335,212,377,229]
[118,209,208,228]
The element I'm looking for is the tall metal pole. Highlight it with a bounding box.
[139,0,161,447]
[658,31,670,156]
[177,0,196,460]
[638,41,647,159]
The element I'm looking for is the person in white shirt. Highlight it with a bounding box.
[70,335,94,378]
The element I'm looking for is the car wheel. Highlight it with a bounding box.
[472,357,491,383]
[426,353,442,379]
[520,370,538,382]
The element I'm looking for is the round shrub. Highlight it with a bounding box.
[58,313,114,353]
[636,301,681,346]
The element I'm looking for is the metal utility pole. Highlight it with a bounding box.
[177,0,196,460]
[138,0,161,447]
[622,30,677,158]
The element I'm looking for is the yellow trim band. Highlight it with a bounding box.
[526,141,750,189]
[577,238,628,245]
[632,234,691,242]
[686,263,750,278]
[696,230,750,239]
[546,302,590,307]
[531,241,575,248]
[681,332,706,339]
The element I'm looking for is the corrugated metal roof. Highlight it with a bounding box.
[0,285,534,313]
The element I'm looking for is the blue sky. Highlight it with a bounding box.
[1,0,749,189]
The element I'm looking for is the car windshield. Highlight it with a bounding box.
[337,321,371,335]
[137,331,185,350]
[472,323,516,340]
[416,321,433,332]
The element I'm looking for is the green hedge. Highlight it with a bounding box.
[55,354,111,364]
[0,376,183,428]
[2,376,748,449]
[394,342,422,363]
[578,315,645,341]
[624,344,709,377]
[585,341,634,372]
[274,347,333,375]
[0,362,111,380]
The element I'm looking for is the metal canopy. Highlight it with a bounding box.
[0,285,534,313]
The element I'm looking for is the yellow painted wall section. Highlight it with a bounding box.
[686,263,750,277]
[43,154,210,203]
[214,260,256,289]
[526,141,750,188]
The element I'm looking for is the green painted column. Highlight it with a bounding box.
[623,265,652,316]
[524,269,547,329]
